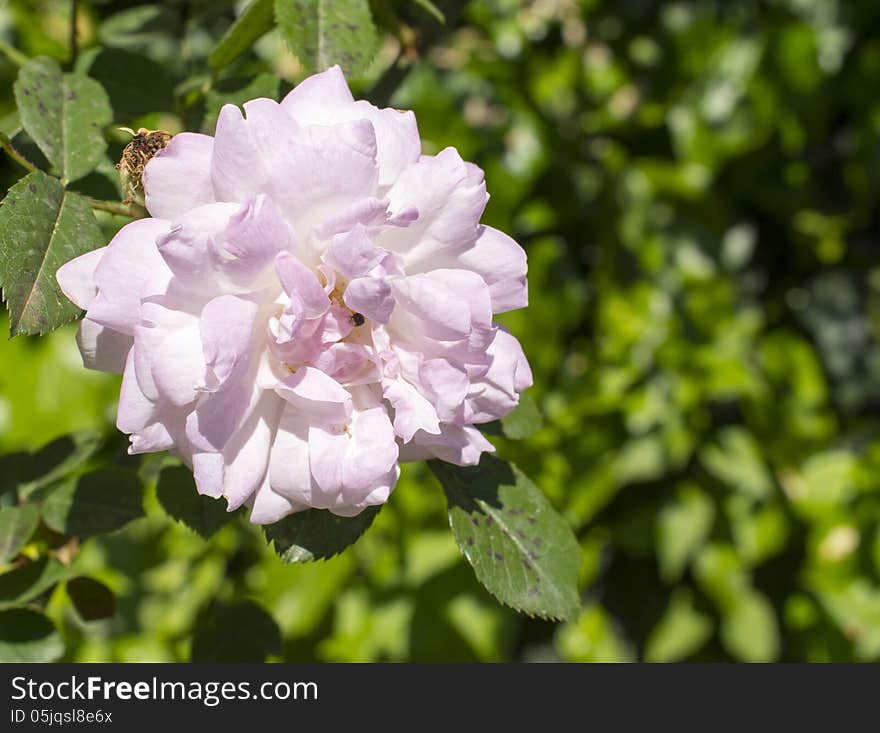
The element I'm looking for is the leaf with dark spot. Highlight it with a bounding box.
[13,57,111,183]
[275,0,378,77]
[0,171,104,335]
[430,455,581,621]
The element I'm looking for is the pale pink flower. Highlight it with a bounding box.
[57,66,531,523]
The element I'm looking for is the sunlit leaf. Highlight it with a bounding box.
[275,0,378,77]
[431,455,581,621]
[13,57,111,183]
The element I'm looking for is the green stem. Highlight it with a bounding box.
[0,40,27,68]
[69,0,79,67]
[0,132,37,173]
[83,197,145,219]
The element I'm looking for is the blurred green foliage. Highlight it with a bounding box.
[3,0,880,661]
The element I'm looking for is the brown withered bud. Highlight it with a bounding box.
[116,127,172,206]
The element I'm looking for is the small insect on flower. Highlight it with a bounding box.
[116,127,172,207]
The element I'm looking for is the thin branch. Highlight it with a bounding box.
[69,0,79,67]
[0,132,37,173]
[82,197,145,219]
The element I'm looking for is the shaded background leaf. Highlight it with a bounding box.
[156,465,234,539]
[210,0,275,73]
[41,468,144,536]
[67,576,116,621]
[0,504,40,563]
[0,609,63,662]
[265,506,380,562]
[191,600,281,662]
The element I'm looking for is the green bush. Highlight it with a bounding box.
[2,0,880,662]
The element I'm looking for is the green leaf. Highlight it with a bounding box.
[0,504,40,563]
[555,605,635,662]
[500,392,543,440]
[644,589,713,662]
[412,0,446,24]
[0,110,21,137]
[0,609,63,662]
[18,430,103,499]
[700,427,774,500]
[13,56,111,183]
[430,455,581,621]
[721,591,780,662]
[0,557,68,610]
[98,5,182,66]
[210,0,275,72]
[156,465,234,540]
[0,170,104,336]
[0,453,31,499]
[656,483,715,583]
[264,506,380,562]
[67,576,116,621]
[191,600,281,662]
[275,0,378,77]
[41,468,144,537]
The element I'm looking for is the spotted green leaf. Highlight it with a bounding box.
[275,0,378,77]
[430,455,581,621]
[14,56,111,184]
[0,171,104,335]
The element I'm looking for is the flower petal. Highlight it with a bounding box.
[76,318,132,373]
[274,366,352,425]
[344,277,394,324]
[144,132,216,219]
[56,246,105,309]
[378,148,487,267]
[87,218,172,334]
